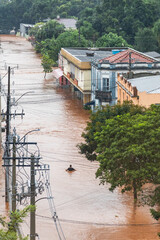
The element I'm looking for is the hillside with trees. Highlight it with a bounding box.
[0,0,159,52]
[0,0,160,70]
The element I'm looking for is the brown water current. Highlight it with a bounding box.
[0,35,159,240]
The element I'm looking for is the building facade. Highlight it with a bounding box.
[58,48,92,104]
[58,47,160,107]
[58,47,127,104]
[20,23,35,37]
[91,49,160,109]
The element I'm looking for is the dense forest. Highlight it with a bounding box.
[0,0,160,59]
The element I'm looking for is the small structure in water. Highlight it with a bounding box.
[10,29,16,35]
[66,165,76,172]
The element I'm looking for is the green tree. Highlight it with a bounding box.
[153,19,160,50]
[80,20,99,42]
[96,32,129,47]
[135,27,158,52]
[41,54,54,78]
[49,29,89,61]
[29,20,65,42]
[94,104,160,200]
[149,187,160,237]
[78,102,145,161]
[29,22,44,38]
[0,206,35,240]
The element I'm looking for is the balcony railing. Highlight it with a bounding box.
[67,72,78,86]
[95,90,112,102]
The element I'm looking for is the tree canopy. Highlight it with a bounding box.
[34,29,89,62]
[0,206,35,240]
[29,20,65,42]
[78,102,160,200]
[135,27,158,52]
[41,53,54,78]
[96,32,129,48]
[0,0,160,52]
[78,102,145,161]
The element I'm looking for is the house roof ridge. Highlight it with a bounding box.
[99,48,157,64]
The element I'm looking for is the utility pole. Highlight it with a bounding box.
[30,155,36,240]
[129,52,132,73]
[12,135,16,212]
[0,75,2,148]
[128,52,134,79]
[5,66,11,202]
[6,66,11,143]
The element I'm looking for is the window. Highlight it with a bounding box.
[102,78,109,91]
[70,63,75,79]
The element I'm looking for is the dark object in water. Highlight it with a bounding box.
[66,165,76,172]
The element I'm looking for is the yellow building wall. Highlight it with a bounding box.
[117,85,133,104]
[61,49,91,92]
[138,92,160,108]
[61,48,91,70]
[83,71,91,91]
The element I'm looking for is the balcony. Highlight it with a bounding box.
[66,72,78,86]
[95,90,112,102]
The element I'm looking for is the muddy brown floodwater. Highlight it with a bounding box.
[0,35,160,240]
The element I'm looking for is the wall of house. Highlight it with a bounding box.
[91,66,118,107]
[92,64,160,107]
[60,52,91,92]
[138,92,160,107]
[117,82,134,104]
[63,57,70,75]
[20,24,25,37]
[79,70,91,91]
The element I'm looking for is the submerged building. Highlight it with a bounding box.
[57,47,160,108]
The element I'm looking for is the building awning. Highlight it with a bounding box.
[84,100,95,106]
[53,68,63,79]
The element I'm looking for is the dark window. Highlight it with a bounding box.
[103,78,109,91]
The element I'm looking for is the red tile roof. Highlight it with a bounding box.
[99,49,156,64]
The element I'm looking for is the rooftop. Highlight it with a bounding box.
[144,51,160,59]
[55,18,77,29]
[128,75,160,93]
[100,49,158,64]
[62,48,127,62]
[20,23,35,28]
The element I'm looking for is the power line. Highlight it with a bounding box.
[36,214,160,227]
[1,65,66,240]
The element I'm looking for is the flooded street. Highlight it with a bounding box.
[0,35,160,240]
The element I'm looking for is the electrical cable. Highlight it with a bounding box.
[36,213,160,226]
[41,168,66,240]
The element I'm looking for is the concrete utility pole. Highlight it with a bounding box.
[5,66,11,203]
[6,66,11,143]
[12,136,16,212]
[30,155,36,240]
[0,75,2,148]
